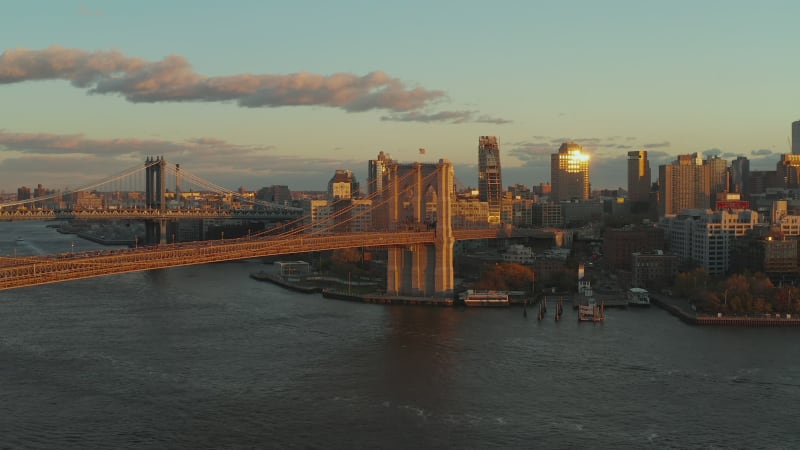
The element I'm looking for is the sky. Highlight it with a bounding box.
[1,0,799,194]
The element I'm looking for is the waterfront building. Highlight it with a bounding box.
[502,244,535,264]
[478,136,503,224]
[631,250,679,289]
[551,142,590,202]
[627,150,651,203]
[660,208,760,275]
[603,226,666,271]
[731,226,799,276]
[658,153,711,217]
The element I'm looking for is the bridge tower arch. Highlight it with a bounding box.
[386,159,454,298]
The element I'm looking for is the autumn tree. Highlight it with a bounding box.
[475,263,534,292]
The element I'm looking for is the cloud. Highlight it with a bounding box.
[751,149,772,156]
[380,110,512,124]
[642,141,671,149]
[702,148,722,157]
[0,46,445,113]
[0,130,359,191]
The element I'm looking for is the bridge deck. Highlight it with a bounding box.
[0,229,499,291]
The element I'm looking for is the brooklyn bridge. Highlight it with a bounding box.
[0,157,507,296]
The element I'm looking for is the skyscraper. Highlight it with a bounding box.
[704,155,728,205]
[658,153,711,217]
[730,156,750,198]
[551,142,590,202]
[793,120,800,154]
[367,151,393,196]
[627,150,651,202]
[478,136,502,224]
[777,153,800,188]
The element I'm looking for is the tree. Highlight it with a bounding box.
[475,263,534,292]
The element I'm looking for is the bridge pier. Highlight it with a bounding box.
[385,159,454,298]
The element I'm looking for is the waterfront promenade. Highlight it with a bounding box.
[651,293,800,327]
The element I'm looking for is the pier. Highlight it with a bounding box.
[651,293,800,327]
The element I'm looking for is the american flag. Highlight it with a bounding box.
[419,148,426,155]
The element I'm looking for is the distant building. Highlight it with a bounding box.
[551,142,590,202]
[731,226,799,276]
[777,154,800,188]
[502,244,534,264]
[452,198,489,229]
[632,251,679,289]
[730,156,750,198]
[478,136,503,224]
[368,151,393,196]
[603,226,666,271]
[256,185,291,205]
[561,200,602,226]
[16,186,30,202]
[510,198,535,227]
[658,153,710,217]
[627,150,651,203]
[793,120,800,155]
[660,208,759,275]
[508,183,533,200]
[327,169,360,200]
[532,202,563,227]
[705,155,728,207]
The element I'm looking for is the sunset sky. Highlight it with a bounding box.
[1,1,799,193]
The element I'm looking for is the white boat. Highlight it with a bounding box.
[460,290,510,307]
[627,288,650,307]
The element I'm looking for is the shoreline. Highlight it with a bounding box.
[650,294,800,327]
[250,271,455,306]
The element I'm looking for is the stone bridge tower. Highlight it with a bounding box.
[385,159,455,298]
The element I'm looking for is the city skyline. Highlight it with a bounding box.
[1,1,799,193]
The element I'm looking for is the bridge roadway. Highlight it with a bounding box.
[0,208,303,222]
[0,228,499,291]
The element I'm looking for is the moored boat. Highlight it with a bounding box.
[460,290,510,307]
[627,287,650,307]
[578,300,604,322]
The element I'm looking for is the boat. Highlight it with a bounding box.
[460,290,510,307]
[578,299,604,322]
[15,236,24,244]
[627,288,650,307]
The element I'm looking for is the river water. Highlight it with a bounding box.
[1,221,799,449]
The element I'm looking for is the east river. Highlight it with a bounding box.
[1,221,799,449]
